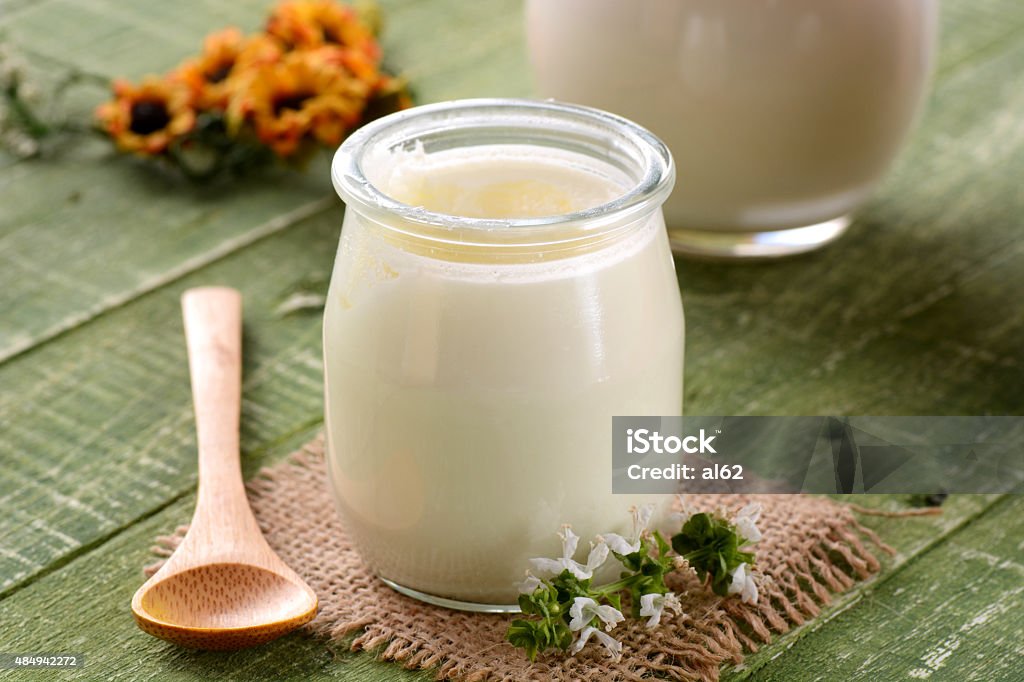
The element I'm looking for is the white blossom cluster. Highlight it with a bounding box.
[520,507,673,660]
[518,498,764,661]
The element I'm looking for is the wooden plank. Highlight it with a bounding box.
[0,0,525,363]
[0,493,1007,681]
[0,214,340,596]
[379,0,528,100]
[728,494,1024,681]
[0,429,431,682]
[0,0,331,363]
[719,494,1005,680]
[936,0,1024,78]
[0,0,42,19]
[0,150,334,362]
[2,0,271,79]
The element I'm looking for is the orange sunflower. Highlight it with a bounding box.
[95,77,196,155]
[265,0,381,62]
[172,28,281,109]
[227,49,373,157]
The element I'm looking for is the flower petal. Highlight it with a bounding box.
[663,592,683,615]
[741,573,759,604]
[569,597,597,631]
[735,502,763,544]
[569,626,597,655]
[558,525,580,560]
[728,563,749,596]
[635,504,655,535]
[517,573,542,595]
[564,561,594,580]
[595,603,625,631]
[585,541,609,572]
[639,593,664,627]
[728,563,759,603]
[570,626,622,660]
[527,557,567,579]
[591,628,624,660]
[738,502,762,522]
[601,533,640,556]
[667,494,697,531]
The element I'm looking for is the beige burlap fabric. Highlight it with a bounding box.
[146,435,892,681]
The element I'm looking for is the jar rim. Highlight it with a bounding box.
[331,98,675,249]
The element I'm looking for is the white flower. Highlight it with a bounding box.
[568,596,624,632]
[734,502,763,545]
[638,592,683,628]
[528,526,609,580]
[600,504,655,556]
[667,494,698,530]
[728,563,759,604]
[570,626,623,661]
[517,573,542,595]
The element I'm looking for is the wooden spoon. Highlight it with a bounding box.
[131,286,317,650]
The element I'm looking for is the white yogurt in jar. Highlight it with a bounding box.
[324,101,683,606]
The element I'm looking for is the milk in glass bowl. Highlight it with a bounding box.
[527,0,939,258]
[325,99,683,610]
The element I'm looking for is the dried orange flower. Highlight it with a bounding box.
[94,77,196,154]
[303,45,410,117]
[172,29,282,109]
[227,48,373,157]
[96,1,410,176]
[265,0,381,61]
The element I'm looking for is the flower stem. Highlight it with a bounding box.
[592,577,636,596]
[3,84,50,138]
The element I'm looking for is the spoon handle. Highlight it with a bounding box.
[181,287,247,517]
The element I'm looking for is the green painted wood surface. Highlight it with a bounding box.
[1,0,1022,680]
[0,216,340,596]
[734,494,1024,682]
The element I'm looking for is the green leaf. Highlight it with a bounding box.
[506,620,541,661]
[654,530,672,557]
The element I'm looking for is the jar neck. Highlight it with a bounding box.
[332,99,675,263]
[351,205,662,264]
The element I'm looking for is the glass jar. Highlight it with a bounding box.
[527,0,939,258]
[325,99,683,611]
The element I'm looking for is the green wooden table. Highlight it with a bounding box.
[2,0,1022,679]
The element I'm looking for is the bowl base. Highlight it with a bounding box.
[668,214,852,260]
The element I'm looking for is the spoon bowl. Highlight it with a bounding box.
[133,563,317,650]
[131,287,317,650]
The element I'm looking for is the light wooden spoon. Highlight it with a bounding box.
[131,286,317,650]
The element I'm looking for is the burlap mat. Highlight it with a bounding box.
[145,434,893,681]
